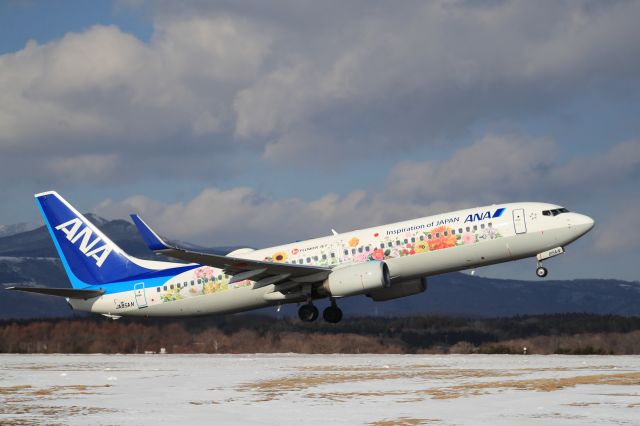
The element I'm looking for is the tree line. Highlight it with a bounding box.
[1,313,640,354]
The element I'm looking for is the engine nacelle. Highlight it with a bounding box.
[321,261,391,297]
[367,278,427,302]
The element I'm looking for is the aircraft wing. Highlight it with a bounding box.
[130,215,332,286]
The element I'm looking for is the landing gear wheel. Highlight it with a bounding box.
[323,306,343,323]
[536,266,548,278]
[298,304,319,322]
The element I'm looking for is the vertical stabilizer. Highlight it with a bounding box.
[35,191,168,288]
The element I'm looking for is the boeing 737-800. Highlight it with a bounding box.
[9,192,594,322]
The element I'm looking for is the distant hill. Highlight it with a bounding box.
[1,216,639,320]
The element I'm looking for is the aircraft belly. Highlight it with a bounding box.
[86,285,274,317]
[139,287,272,317]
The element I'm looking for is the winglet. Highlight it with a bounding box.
[130,214,171,251]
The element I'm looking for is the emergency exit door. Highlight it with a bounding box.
[512,208,527,234]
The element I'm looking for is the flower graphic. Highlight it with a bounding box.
[461,232,475,245]
[414,241,428,253]
[478,228,498,240]
[427,226,457,251]
[348,237,360,247]
[195,266,215,281]
[272,251,288,263]
[371,249,385,260]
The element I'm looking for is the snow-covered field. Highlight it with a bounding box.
[1,354,639,425]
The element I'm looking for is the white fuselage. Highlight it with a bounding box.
[70,202,594,317]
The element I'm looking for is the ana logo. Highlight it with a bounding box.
[54,218,112,267]
[464,208,506,223]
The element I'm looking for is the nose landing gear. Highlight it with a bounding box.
[535,247,564,278]
[536,265,548,278]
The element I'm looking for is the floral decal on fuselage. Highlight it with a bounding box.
[155,221,502,303]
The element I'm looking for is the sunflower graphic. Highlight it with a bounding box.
[414,241,429,253]
[272,251,288,263]
[348,237,360,247]
[426,226,457,251]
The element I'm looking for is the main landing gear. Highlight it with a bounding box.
[298,303,319,322]
[298,299,343,323]
[323,300,343,324]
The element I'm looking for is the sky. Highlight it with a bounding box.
[0,0,639,281]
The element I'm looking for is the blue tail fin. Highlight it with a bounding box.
[35,191,168,288]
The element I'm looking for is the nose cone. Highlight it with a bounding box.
[574,213,595,235]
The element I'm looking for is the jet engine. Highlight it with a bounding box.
[367,278,427,301]
[321,261,391,297]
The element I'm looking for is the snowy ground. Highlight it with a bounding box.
[1,354,639,425]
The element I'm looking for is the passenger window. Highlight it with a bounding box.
[313,256,318,261]
[443,231,448,236]
[358,247,363,253]
[466,227,470,232]
[156,287,160,293]
[459,228,463,234]
[380,243,385,249]
[488,223,492,228]
[481,224,485,229]
[218,275,222,280]
[435,233,440,238]
[344,249,349,255]
[322,254,327,260]
[306,257,311,263]
[451,230,455,235]
[427,234,432,240]
[396,240,401,246]
[411,237,415,243]
[191,280,194,286]
[352,249,356,255]
[473,225,477,231]
[388,242,393,247]
[365,246,370,252]
[403,239,408,244]
[419,235,424,241]
[330,253,335,258]
[170,284,174,289]
[163,286,167,291]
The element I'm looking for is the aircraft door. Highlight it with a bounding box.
[134,282,148,308]
[512,208,527,234]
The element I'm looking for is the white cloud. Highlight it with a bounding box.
[388,136,640,204]
[2,1,640,185]
[94,134,639,249]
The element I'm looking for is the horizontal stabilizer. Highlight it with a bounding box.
[6,286,104,299]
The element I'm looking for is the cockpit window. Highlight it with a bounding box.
[542,207,570,216]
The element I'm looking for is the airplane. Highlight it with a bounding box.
[8,191,594,323]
